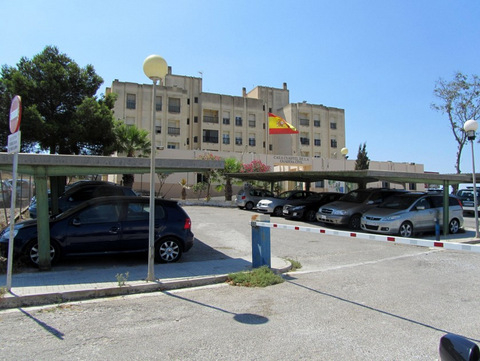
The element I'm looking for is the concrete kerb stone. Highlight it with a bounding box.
[0,259,292,310]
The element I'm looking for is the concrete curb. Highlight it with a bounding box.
[0,260,292,310]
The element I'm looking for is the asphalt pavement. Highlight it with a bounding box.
[1,199,478,310]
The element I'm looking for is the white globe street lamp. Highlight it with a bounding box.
[464,119,479,239]
[143,55,168,281]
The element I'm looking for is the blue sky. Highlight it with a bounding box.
[1,0,479,174]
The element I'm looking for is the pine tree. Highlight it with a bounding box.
[355,143,370,170]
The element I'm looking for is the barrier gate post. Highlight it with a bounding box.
[251,214,271,268]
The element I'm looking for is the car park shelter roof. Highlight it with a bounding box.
[0,153,224,176]
[227,170,478,187]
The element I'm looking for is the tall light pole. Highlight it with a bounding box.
[464,119,479,239]
[143,55,168,281]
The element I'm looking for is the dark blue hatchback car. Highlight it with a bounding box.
[1,196,194,266]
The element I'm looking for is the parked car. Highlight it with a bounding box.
[360,192,463,237]
[456,187,480,215]
[257,190,317,216]
[29,181,137,218]
[236,187,275,210]
[283,192,343,221]
[0,196,194,266]
[317,188,406,230]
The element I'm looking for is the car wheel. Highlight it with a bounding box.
[449,219,460,234]
[245,202,254,210]
[23,239,61,267]
[273,207,283,217]
[399,222,413,237]
[155,237,182,263]
[348,214,361,230]
[305,210,317,222]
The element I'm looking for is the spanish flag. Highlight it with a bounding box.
[268,113,299,134]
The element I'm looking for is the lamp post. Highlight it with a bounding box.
[464,119,479,239]
[143,55,168,281]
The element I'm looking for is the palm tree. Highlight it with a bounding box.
[113,120,151,188]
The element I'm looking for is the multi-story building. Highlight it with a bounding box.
[106,67,424,198]
[106,66,346,159]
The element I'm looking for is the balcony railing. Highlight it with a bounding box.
[203,116,219,124]
[168,127,180,135]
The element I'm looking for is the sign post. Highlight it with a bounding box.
[6,95,22,291]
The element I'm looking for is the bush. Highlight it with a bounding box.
[227,266,284,287]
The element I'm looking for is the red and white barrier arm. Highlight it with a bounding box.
[252,221,480,254]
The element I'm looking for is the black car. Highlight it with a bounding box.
[1,196,194,266]
[283,192,343,221]
[29,180,137,218]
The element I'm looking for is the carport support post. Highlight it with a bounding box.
[443,180,450,236]
[35,175,51,270]
[251,214,271,268]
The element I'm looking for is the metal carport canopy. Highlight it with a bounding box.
[228,169,478,238]
[0,152,224,270]
[227,169,476,187]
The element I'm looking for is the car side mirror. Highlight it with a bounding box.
[72,218,81,226]
[439,333,479,361]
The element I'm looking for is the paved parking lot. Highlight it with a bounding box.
[1,205,479,359]
[186,206,480,355]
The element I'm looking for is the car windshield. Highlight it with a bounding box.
[339,190,371,203]
[277,191,297,199]
[379,194,423,210]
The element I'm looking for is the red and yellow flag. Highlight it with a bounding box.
[268,113,299,134]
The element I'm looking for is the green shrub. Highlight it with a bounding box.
[285,258,302,271]
[227,266,284,287]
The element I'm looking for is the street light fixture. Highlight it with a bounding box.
[464,119,479,239]
[143,54,168,281]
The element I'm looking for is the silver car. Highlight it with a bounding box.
[236,188,274,210]
[360,193,464,237]
[317,188,404,230]
[257,190,317,216]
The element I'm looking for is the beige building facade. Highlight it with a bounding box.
[106,67,425,198]
[106,67,346,159]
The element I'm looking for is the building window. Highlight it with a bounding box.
[315,180,325,187]
[235,116,242,126]
[126,94,136,109]
[223,117,230,125]
[168,127,180,135]
[155,126,161,134]
[249,137,256,146]
[194,136,198,143]
[314,120,320,127]
[203,129,219,143]
[223,133,230,144]
[235,137,242,145]
[300,137,310,145]
[194,97,199,103]
[300,118,309,126]
[167,143,178,149]
[168,98,181,113]
[314,139,321,146]
[194,116,198,123]
[330,122,337,130]
[249,120,256,128]
[331,139,338,148]
[155,96,162,111]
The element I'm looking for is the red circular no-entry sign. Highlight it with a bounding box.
[9,95,22,134]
